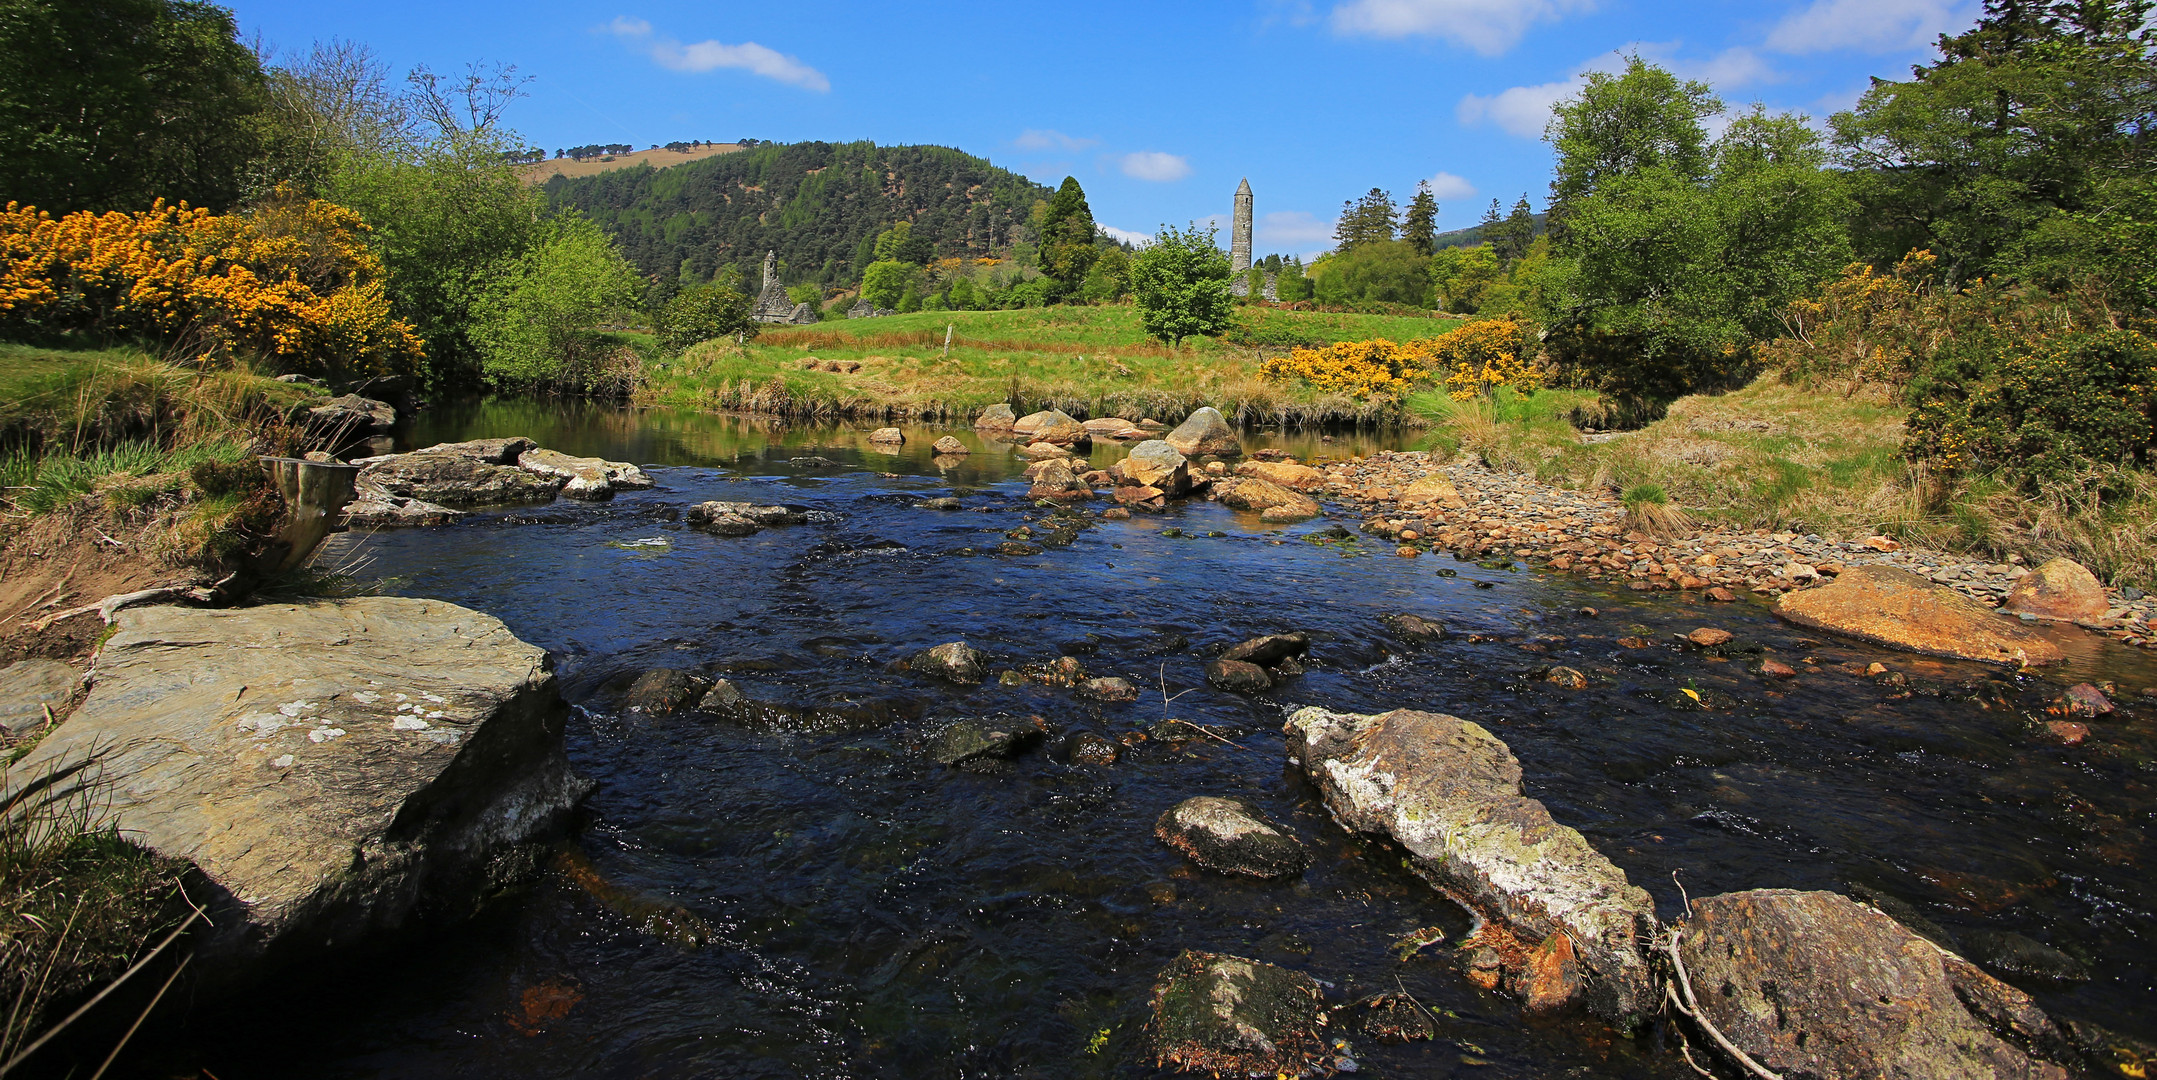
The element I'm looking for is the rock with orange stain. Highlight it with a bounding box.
[506,978,584,1036]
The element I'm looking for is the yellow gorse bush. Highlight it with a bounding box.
[0,193,423,380]
[1258,315,1540,401]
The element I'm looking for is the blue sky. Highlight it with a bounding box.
[228,0,1980,257]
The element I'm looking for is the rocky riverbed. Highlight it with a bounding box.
[1315,448,2157,651]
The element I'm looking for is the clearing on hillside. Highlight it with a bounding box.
[519,144,744,185]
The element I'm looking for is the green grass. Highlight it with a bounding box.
[641,304,1465,426]
[1,438,254,515]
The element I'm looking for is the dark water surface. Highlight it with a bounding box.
[166,400,2156,1077]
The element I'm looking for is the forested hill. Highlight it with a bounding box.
[542,141,1054,286]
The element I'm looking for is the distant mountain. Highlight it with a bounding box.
[542,141,1054,286]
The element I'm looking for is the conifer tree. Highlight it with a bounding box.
[1403,181,1439,256]
[1039,176,1098,300]
[1334,188,1398,251]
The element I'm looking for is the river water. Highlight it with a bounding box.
[167,400,2155,1078]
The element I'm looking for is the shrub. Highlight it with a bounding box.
[1259,338,1429,400]
[468,214,642,390]
[1905,328,2157,480]
[0,194,424,381]
[1428,316,1541,401]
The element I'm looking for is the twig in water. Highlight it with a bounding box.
[1659,929,1783,1080]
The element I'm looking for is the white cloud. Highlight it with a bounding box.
[608,16,829,92]
[1118,151,1192,182]
[1255,210,1336,249]
[1766,0,1974,54]
[1015,129,1098,151]
[1457,78,1579,138]
[1422,171,1476,200]
[1097,224,1154,246]
[1328,0,1595,55]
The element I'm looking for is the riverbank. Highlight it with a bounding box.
[1315,448,2157,651]
[633,305,1461,427]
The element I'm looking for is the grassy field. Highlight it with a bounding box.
[638,304,1465,426]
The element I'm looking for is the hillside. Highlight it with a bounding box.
[519,144,744,184]
[542,141,1054,288]
[1432,212,1549,251]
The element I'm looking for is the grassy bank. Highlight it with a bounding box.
[637,305,1463,426]
[1416,379,2157,587]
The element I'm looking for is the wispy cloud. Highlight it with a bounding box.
[608,16,830,92]
[1457,42,1777,140]
[1014,129,1098,151]
[1765,0,1974,54]
[1328,0,1595,55]
[1118,151,1192,182]
[1423,172,1476,200]
[1097,224,1154,246]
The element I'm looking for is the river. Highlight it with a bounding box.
[161,399,2156,1078]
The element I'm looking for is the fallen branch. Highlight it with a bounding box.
[1660,929,1783,1080]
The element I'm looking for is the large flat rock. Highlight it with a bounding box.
[1678,890,2072,1079]
[1774,566,2063,665]
[6,599,585,983]
[1284,706,1657,1027]
[0,658,78,736]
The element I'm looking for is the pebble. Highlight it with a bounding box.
[1305,450,2156,652]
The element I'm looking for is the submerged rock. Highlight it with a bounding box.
[915,496,962,511]
[622,669,710,714]
[927,715,1046,767]
[1154,796,1309,878]
[910,641,988,684]
[4,599,586,986]
[1148,951,1332,1077]
[1345,992,1438,1044]
[1163,407,1239,457]
[1676,889,2074,1079]
[1283,706,1658,1026]
[1959,929,2092,984]
[1379,613,1447,643]
[1774,566,2064,666]
[2003,556,2108,623]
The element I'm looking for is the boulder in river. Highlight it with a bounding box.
[1215,477,1319,519]
[355,438,565,506]
[868,427,904,444]
[516,448,652,500]
[1379,613,1446,643]
[1283,706,1658,1026]
[622,669,710,714]
[304,394,396,445]
[1222,632,1309,668]
[1774,566,2064,666]
[931,436,967,455]
[340,488,464,529]
[909,641,988,684]
[2003,556,2108,623]
[915,496,962,511]
[1115,440,1191,495]
[1154,796,1309,878]
[1675,889,2076,1079]
[1077,675,1139,702]
[1205,658,1274,693]
[1163,407,1239,457]
[1012,409,1091,448]
[1148,951,1332,1077]
[686,501,806,536]
[1014,441,1076,461]
[973,403,1016,431]
[1232,459,1324,491]
[3,599,586,986]
[1027,459,1092,500]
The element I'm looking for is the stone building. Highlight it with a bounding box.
[1229,178,1254,298]
[751,250,816,325]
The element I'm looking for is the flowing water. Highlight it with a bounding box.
[160,399,2156,1078]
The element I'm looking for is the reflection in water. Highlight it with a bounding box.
[158,399,2153,1079]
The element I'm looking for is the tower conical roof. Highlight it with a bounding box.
[1236,177,1251,195]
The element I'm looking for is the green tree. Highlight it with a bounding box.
[1546,57,1720,213]
[657,271,755,350]
[1403,182,1439,256]
[1038,175,1098,299]
[469,212,642,388]
[1079,243,1131,303]
[1130,224,1234,346]
[1334,188,1397,251]
[1493,195,1537,264]
[1430,244,1503,313]
[859,258,912,309]
[1274,257,1313,302]
[872,219,934,265]
[1311,240,1431,307]
[1832,0,2157,292]
[0,0,267,214]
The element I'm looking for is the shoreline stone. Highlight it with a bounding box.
[4,599,586,987]
[1774,566,2064,666]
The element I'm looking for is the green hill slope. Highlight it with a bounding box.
[542,141,1053,287]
